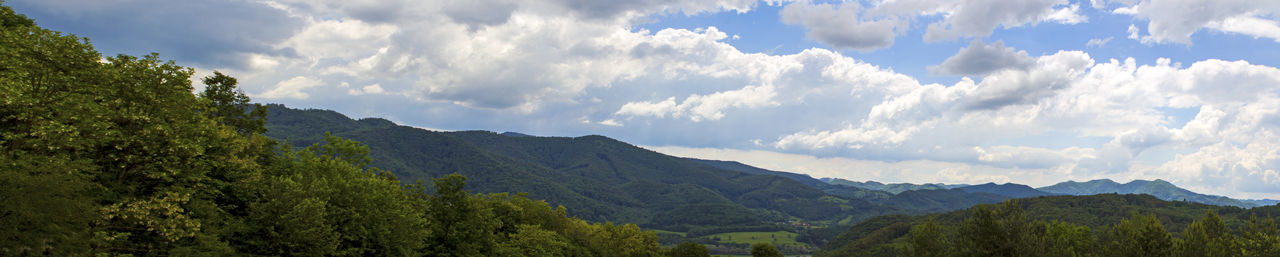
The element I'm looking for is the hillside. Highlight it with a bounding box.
[956,182,1057,198]
[265,105,893,232]
[817,194,1280,257]
[821,178,963,194]
[688,158,895,202]
[1038,179,1271,208]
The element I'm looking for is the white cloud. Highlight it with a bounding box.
[913,0,1084,41]
[348,84,387,95]
[53,0,1280,199]
[1086,36,1114,47]
[929,40,1035,76]
[258,76,323,99]
[1112,0,1280,44]
[616,85,779,122]
[779,1,900,51]
[599,119,623,127]
[779,0,1086,49]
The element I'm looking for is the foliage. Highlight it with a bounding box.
[817,194,1280,257]
[0,5,676,256]
[667,242,710,257]
[750,243,784,257]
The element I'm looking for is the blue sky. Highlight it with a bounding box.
[11,0,1280,199]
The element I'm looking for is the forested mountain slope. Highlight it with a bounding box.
[818,194,1280,257]
[1039,179,1275,208]
[265,105,896,232]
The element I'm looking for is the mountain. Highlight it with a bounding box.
[956,182,1056,198]
[874,189,1008,213]
[1037,179,1270,208]
[264,105,893,232]
[686,158,895,201]
[820,178,964,194]
[817,194,1280,257]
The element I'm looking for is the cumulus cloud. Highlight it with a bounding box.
[779,0,1085,49]
[7,0,304,69]
[1111,0,1280,44]
[779,1,900,51]
[31,0,1280,198]
[615,85,779,122]
[929,40,1036,76]
[909,0,1085,41]
[258,76,323,99]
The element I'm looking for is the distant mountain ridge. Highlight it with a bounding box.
[822,177,1276,208]
[1038,179,1278,208]
[264,105,910,233]
[820,178,965,194]
[956,183,1057,198]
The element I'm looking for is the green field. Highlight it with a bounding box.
[699,231,806,248]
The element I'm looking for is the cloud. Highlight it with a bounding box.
[258,76,323,99]
[912,0,1084,41]
[929,40,1035,76]
[779,0,1085,49]
[1086,36,1114,47]
[31,0,1280,198]
[615,85,779,122]
[779,1,900,51]
[7,0,305,69]
[1112,0,1280,44]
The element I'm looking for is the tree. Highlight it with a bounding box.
[425,174,501,257]
[198,71,267,135]
[956,201,1030,257]
[1240,215,1280,257]
[1103,212,1173,257]
[751,243,783,257]
[1176,211,1239,257]
[907,217,950,257]
[1033,220,1097,257]
[242,133,429,256]
[669,242,711,257]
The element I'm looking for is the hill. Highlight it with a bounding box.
[817,193,1280,257]
[265,105,892,232]
[1038,179,1269,208]
[956,182,1057,198]
[820,178,963,194]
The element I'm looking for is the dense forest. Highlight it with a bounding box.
[0,5,714,256]
[817,194,1280,257]
[5,2,1280,257]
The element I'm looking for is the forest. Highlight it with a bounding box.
[0,5,687,256]
[4,2,1280,257]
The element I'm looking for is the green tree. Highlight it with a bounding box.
[956,201,1030,257]
[1176,211,1239,257]
[751,243,783,257]
[198,71,267,135]
[497,224,571,257]
[668,242,711,257]
[1103,212,1173,257]
[241,134,429,256]
[906,217,950,257]
[1032,220,1097,257]
[1240,215,1280,257]
[425,174,501,257]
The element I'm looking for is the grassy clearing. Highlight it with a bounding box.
[699,231,805,248]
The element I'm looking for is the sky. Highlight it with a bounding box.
[11,0,1280,199]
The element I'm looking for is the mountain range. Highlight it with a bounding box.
[264,104,1275,234]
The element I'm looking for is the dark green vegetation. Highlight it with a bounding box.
[1039,179,1279,207]
[822,178,961,194]
[817,194,1280,257]
[0,6,668,256]
[266,106,897,234]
